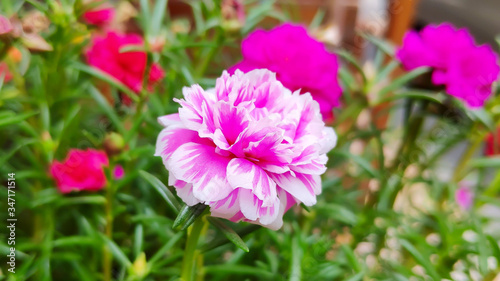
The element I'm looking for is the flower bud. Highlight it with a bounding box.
[221,0,245,32]
[148,35,166,53]
[103,132,125,156]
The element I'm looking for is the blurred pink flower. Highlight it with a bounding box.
[85,31,164,96]
[83,7,115,27]
[230,23,342,121]
[0,15,13,35]
[50,149,109,193]
[485,128,500,156]
[155,69,337,229]
[455,185,474,210]
[397,23,500,107]
[113,165,125,180]
[0,62,12,82]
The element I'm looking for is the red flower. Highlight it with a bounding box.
[50,149,109,193]
[83,7,115,27]
[85,31,164,96]
[485,128,500,156]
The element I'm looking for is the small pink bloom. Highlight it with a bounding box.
[155,69,337,229]
[50,149,109,193]
[397,23,500,107]
[113,165,124,180]
[229,23,342,120]
[83,7,115,27]
[455,185,474,210]
[85,31,165,96]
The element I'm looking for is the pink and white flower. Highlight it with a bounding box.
[155,69,337,229]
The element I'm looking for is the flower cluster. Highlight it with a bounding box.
[230,23,342,121]
[155,69,337,229]
[397,23,500,107]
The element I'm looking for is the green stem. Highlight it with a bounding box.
[195,29,223,78]
[103,176,114,281]
[452,131,484,183]
[181,217,206,281]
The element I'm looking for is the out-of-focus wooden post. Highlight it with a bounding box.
[372,0,420,129]
[386,0,420,44]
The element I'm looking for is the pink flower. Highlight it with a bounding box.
[113,165,125,180]
[85,31,165,96]
[455,185,474,210]
[0,62,12,82]
[229,23,342,121]
[155,69,337,229]
[397,23,500,107]
[50,149,109,193]
[83,7,115,27]
[0,15,13,35]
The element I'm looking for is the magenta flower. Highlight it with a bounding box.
[230,23,342,121]
[83,7,115,27]
[155,69,337,229]
[85,31,164,96]
[50,149,109,194]
[113,165,125,180]
[455,185,474,210]
[397,23,500,107]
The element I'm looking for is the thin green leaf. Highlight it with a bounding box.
[58,196,107,206]
[467,108,495,131]
[378,90,446,104]
[149,232,184,265]
[139,170,181,213]
[205,265,276,279]
[150,0,168,36]
[336,50,367,85]
[487,235,500,260]
[469,157,500,168]
[378,67,430,97]
[207,217,249,252]
[133,224,144,258]
[309,9,325,30]
[100,234,132,268]
[332,150,380,179]
[317,203,358,225]
[399,239,440,280]
[345,271,365,281]
[139,0,151,34]
[172,203,207,231]
[341,244,362,272]
[360,33,395,56]
[53,237,98,248]
[201,224,261,252]
[0,111,38,128]
[289,235,302,281]
[72,62,138,103]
